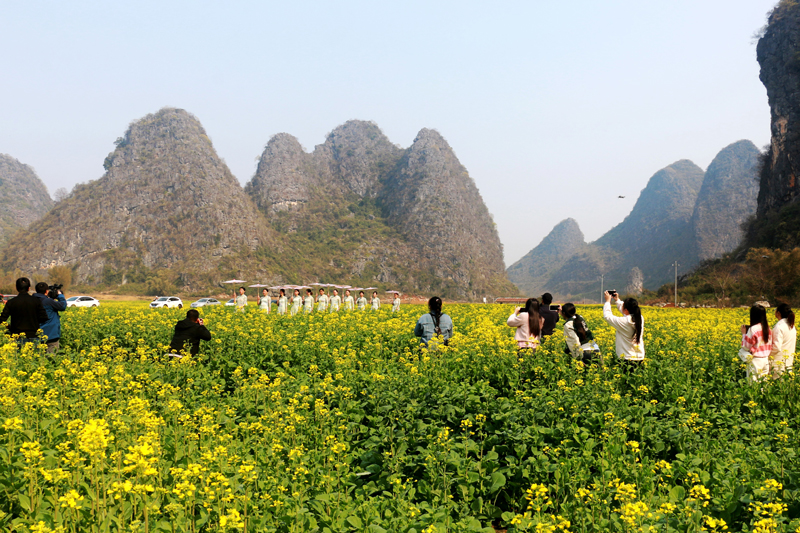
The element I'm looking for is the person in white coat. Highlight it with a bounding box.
[329,289,341,312]
[259,289,271,313]
[770,303,796,378]
[290,289,302,316]
[277,289,288,315]
[343,290,355,311]
[317,288,329,312]
[602,291,645,367]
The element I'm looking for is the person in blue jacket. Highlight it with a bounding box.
[33,281,67,353]
[414,296,453,347]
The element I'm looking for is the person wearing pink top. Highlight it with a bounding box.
[507,298,545,351]
[739,304,772,382]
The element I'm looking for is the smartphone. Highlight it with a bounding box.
[608,290,617,296]
[550,304,560,311]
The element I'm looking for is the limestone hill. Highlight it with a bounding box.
[2,108,270,286]
[246,121,516,299]
[509,144,761,300]
[0,155,52,246]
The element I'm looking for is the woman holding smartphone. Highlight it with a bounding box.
[507,298,544,351]
[602,291,645,366]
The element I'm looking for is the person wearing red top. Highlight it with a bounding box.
[739,304,772,382]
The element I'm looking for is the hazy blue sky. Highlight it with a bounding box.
[1,0,777,265]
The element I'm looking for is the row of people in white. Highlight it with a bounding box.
[233,286,401,316]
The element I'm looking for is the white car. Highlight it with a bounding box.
[225,299,236,307]
[150,296,184,309]
[66,296,100,308]
[191,298,221,308]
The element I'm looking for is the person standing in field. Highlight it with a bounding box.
[329,289,341,312]
[259,288,271,313]
[235,287,248,312]
[343,290,355,311]
[739,304,772,382]
[317,288,329,312]
[602,291,645,368]
[539,292,561,336]
[0,277,47,344]
[291,289,302,316]
[391,293,401,312]
[277,289,288,315]
[304,289,314,314]
[561,303,601,364]
[169,309,211,356]
[507,298,543,352]
[770,303,796,378]
[415,296,453,346]
[371,291,381,311]
[356,291,368,311]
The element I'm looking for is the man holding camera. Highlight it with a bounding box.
[169,309,211,356]
[540,292,561,337]
[0,277,48,343]
[33,282,67,353]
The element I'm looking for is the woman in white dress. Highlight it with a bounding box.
[371,291,381,311]
[259,288,271,313]
[391,293,401,312]
[317,288,329,312]
[290,289,302,316]
[277,289,288,315]
[343,290,355,311]
[329,289,341,312]
[356,291,368,311]
[303,289,314,314]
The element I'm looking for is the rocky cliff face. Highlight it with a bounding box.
[0,155,53,245]
[246,122,515,299]
[692,140,760,260]
[756,1,800,217]
[3,108,269,284]
[506,218,586,296]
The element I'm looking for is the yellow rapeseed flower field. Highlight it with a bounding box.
[0,303,798,532]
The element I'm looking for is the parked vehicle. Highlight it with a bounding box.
[66,296,100,308]
[149,297,183,309]
[191,298,221,308]
[225,299,236,307]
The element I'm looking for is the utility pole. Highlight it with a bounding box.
[673,261,679,307]
[600,274,604,304]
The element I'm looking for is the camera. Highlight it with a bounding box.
[47,283,63,299]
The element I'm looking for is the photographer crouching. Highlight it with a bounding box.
[33,282,67,353]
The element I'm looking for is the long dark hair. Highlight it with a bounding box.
[279,288,285,297]
[777,302,795,329]
[623,298,643,344]
[750,304,771,343]
[524,298,541,338]
[428,296,443,319]
[561,302,588,342]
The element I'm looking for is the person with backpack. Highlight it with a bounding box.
[506,298,543,351]
[414,296,453,346]
[561,303,601,364]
